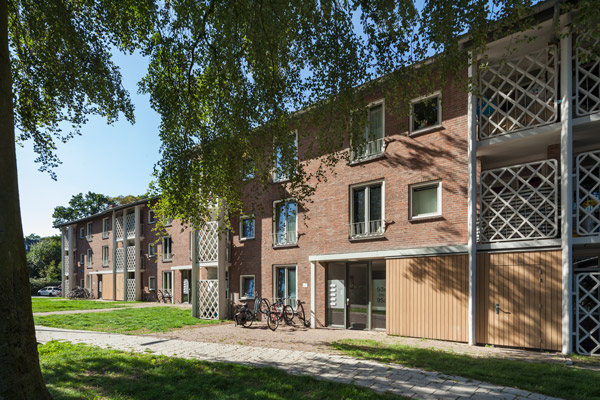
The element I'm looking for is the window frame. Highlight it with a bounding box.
[80,253,85,267]
[351,99,386,163]
[86,222,93,241]
[102,246,109,267]
[148,210,156,224]
[240,275,256,300]
[239,215,256,241]
[349,180,385,239]
[86,248,93,268]
[102,217,109,239]
[148,243,156,258]
[272,130,298,183]
[148,276,156,291]
[162,236,172,262]
[272,198,298,246]
[273,265,297,306]
[409,180,443,220]
[79,227,85,239]
[409,91,442,136]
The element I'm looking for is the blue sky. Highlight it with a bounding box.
[16,51,162,237]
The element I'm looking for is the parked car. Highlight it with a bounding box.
[37,286,61,296]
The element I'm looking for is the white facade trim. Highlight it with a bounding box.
[477,239,561,251]
[308,245,468,262]
[89,270,114,275]
[170,265,192,270]
[467,51,478,346]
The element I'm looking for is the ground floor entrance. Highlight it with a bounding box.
[326,259,386,330]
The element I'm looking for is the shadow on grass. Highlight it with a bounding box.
[40,341,401,400]
[331,339,600,400]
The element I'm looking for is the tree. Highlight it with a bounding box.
[26,236,61,279]
[52,192,112,226]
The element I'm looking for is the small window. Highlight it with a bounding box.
[273,131,298,182]
[148,243,156,257]
[165,218,172,227]
[86,249,93,268]
[102,218,110,239]
[162,236,172,261]
[243,158,255,180]
[86,222,93,240]
[352,102,385,162]
[240,275,255,299]
[80,253,85,266]
[410,181,442,219]
[80,227,85,239]
[410,93,442,134]
[102,246,109,267]
[149,276,156,291]
[240,216,255,240]
[148,210,156,224]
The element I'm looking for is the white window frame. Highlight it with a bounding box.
[86,222,93,241]
[349,180,385,238]
[409,91,442,136]
[239,215,255,241]
[162,236,172,262]
[80,227,85,239]
[273,265,297,306]
[148,210,156,224]
[102,246,109,267]
[240,275,256,300]
[86,248,93,268]
[80,253,85,266]
[149,276,156,291]
[351,99,386,162]
[272,130,298,183]
[102,217,109,239]
[409,180,443,220]
[148,243,156,258]
[272,198,298,246]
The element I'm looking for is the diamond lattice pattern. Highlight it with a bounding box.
[197,280,219,319]
[479,159,558,242]
[575,34,600,117]
[575,272,600,355]
[125,213,135,239]
[116,248,124,272]
[198,221,218,263]
[576,150,600,236]
[126,246,136,271]
[115,216,124,240]
[479,46,557,138]
[64,279,69,291]
[126,279,136,302]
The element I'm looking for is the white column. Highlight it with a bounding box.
[310,261,316,328]
[68,224,75,291]
[111,211,117,301]
[191,229,199,318]
[217,212,228,319]
[61,227,66,294]
[560,32,574,355]
[123,210,129,301]
[467,52,478,346]
[134,205,142,301]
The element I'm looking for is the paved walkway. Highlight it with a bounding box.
[36,326,563,400]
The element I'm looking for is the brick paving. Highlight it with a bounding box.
[36,326,564,400]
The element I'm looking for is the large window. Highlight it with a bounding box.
[275,266,296,306]
[240,275,255,299]
[240,216,255,240]
[273,200,297,246]
[350,182,384,238]
[86,249,93,268]
[273,132,298,182]
[162,271,173,298]
[410,181,442,219]
[102,246,109,267]
[352,103,384,162]
[410,93,442,135]
[102,218,110,239]
[162,236,172,261]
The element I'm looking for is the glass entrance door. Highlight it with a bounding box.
[182,270,191,304]
[347,263,369,330]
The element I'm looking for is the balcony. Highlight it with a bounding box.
[351,138,385,163]
[576,149,600,237]
[197,221,219,262]
[349,220,384,239]
[479,46,558,139]
[575,34,600,117]
[115,213,136,241]
[479,159,558,243]
[272,230,298,247]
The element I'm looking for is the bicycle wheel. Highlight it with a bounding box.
[283,305,294,325]
[266,311,279,331]
[242,311,253,328]
[296,302,309,327]
[259,298,270,316]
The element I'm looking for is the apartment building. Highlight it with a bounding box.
[59,4,600,355]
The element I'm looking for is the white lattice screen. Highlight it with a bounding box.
[64,279,69,291]
[126,279,136,302]
[198,221,218,262]
[63,231,69,250]
[125,213,135,239]
[64,253,69,273]
[126,246,136,271]
[115,216,124,240]
[575,272,600,355]
[479,159,558,242]
[116,248,124,272]
[197,280,219,319]
[479,46,558,138]
[576,150,600,236]
[575,34,600,117]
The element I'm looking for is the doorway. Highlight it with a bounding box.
[182,270,191,304]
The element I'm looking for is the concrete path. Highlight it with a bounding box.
[36,326,563,400]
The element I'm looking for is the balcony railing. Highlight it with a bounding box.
[196,221,219,262]
[125,213,135,239]
[272,230,298,247]
[351,138,385,162]
[116,248,124,272]
[576,149,600,236]
[349,220,384,239]
[575,34,600,117]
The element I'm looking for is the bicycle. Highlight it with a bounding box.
[292,299,310,328]
[234,296,264,327]
[266,299,294,331]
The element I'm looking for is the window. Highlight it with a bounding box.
[162,271,173,297]
[149,276,156,291]
[102,246,109,267]
[162,236,172,261]
[165,218,172,227]
[86,222,93,240]
[410,92,442,134]
[352,102,385,162]
[80,227,84,239]
[240,216,255,240]
[148,210,156,224]
[410,181,442,219]
[148,243,156,257]
[273,131,298,182]
[80,253,85,266]
[274,266,296,306]
[240,275,255,299]
[102,218,110,239]
[243,158,255,180]
[273,199,297,246]
[350,181,384,238]
[86,249,93,268]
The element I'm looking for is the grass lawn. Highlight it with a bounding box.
[40,341,400,399]
[34,307,224,334]
[331,339,600,400]
[32,298,133,313]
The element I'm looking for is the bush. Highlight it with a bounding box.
[30,278,61,296]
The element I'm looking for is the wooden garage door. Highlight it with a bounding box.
[102,274,113,300]
[387,255,469,342]
[476,250,562,351]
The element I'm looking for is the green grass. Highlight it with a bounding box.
[39,341,402,399]
[35,307,224,334]
[32,298,133,313]
[331,339,600,400]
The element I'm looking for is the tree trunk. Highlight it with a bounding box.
[0,0,52,397]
